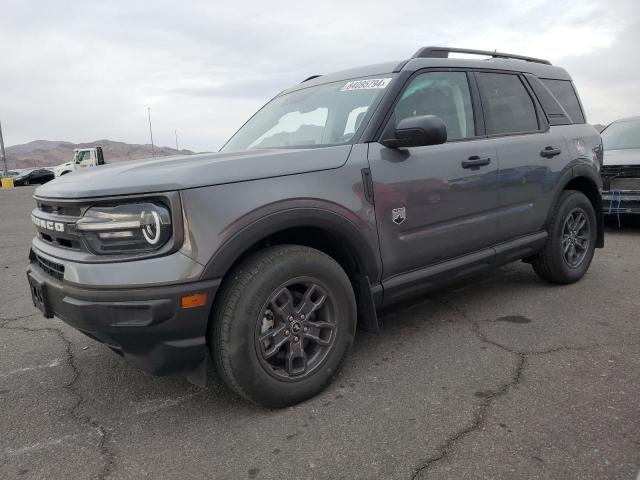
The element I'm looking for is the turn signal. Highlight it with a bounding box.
[181,293,208,309]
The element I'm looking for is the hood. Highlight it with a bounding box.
[36,145,352,199]
[603,148,640,167]
[53,162,72,173]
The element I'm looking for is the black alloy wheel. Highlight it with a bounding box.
[561,208,590,268]
[256,280,337,380]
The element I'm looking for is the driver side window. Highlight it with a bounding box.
[395,72,475,141]
[76,151,91,163]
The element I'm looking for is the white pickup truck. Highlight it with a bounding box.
[53,146,105,177]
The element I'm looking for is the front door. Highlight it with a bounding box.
[368,70,500,279]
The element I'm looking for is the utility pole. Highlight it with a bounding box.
[0,120,8,176]
[147,107,155,158]
[175,129,179,151]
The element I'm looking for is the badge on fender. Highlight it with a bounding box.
[392,207,406,225]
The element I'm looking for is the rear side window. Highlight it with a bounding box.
[525,76,570,125]
[476,73,539,135]
[540,79,585,124]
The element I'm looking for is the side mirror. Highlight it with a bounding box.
[382,115,447,149]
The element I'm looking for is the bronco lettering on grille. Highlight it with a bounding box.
[31,215,65,232]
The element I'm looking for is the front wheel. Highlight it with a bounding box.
[211,245,357,408]
[532,190,597,284]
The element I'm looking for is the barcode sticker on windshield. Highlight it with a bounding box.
[341,78,392,91]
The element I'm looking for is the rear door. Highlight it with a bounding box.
[473,71,571,242]
[368,70,500,278]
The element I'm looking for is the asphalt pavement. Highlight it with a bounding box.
[1,185,638,479]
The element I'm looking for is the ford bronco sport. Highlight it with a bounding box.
[27,47,604,408]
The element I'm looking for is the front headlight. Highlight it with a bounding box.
[76,202,172,254]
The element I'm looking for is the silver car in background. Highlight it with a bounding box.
[600,116,640,216]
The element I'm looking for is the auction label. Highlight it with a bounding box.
[341,78,392,91]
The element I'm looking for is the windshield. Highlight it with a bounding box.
[221,76,394,152]
[601,119,640,151]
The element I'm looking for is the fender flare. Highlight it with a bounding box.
[200,207,382,282]
[546,163,604,248]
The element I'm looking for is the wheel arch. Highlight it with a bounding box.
[549,165,604,248]
[202,208,382,333]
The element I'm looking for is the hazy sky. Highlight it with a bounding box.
[1,0,639,151]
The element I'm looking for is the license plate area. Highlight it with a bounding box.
[27,272,53,318]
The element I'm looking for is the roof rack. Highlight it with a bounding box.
[411,46,551,65]
[301,75,322,83]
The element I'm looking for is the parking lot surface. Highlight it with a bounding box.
[1,185,639,480]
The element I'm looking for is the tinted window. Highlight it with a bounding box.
[541,79,585,124]
[395,72,475,140]
[476,73,539,135]
[525,76,570,125]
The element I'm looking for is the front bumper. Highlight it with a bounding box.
[27,255,221,375]
[602,191,640,215]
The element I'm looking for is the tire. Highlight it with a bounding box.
[24,179,30,186]
[532,190,597,284]
[211,245,357,408]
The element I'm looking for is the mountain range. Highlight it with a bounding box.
[4,140,196,169]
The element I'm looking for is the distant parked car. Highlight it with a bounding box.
[13,168,55,186]
[600,116,640,215]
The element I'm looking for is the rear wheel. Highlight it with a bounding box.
[532,190,596,284]
[211,245,356,408]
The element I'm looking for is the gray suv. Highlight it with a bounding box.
[27,47,604,408]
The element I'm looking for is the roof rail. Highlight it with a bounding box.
[301,75,322,83]
[411,46,551,65]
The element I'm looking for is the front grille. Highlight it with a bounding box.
[601,165,640,177]
[33,199,83,251]
[601,165,640,192]
[610,177,640,191]
[39,232,81,249]
[36,254,65,281]
[38,202,82,217]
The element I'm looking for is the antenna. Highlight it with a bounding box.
[147,107,155,158]
[0,120,8,176]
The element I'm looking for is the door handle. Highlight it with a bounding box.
[462,156,491,169]
[540,146,562,158]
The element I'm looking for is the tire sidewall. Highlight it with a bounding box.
[219,248,356,407]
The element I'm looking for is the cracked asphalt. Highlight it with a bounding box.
[1,185,639,480]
